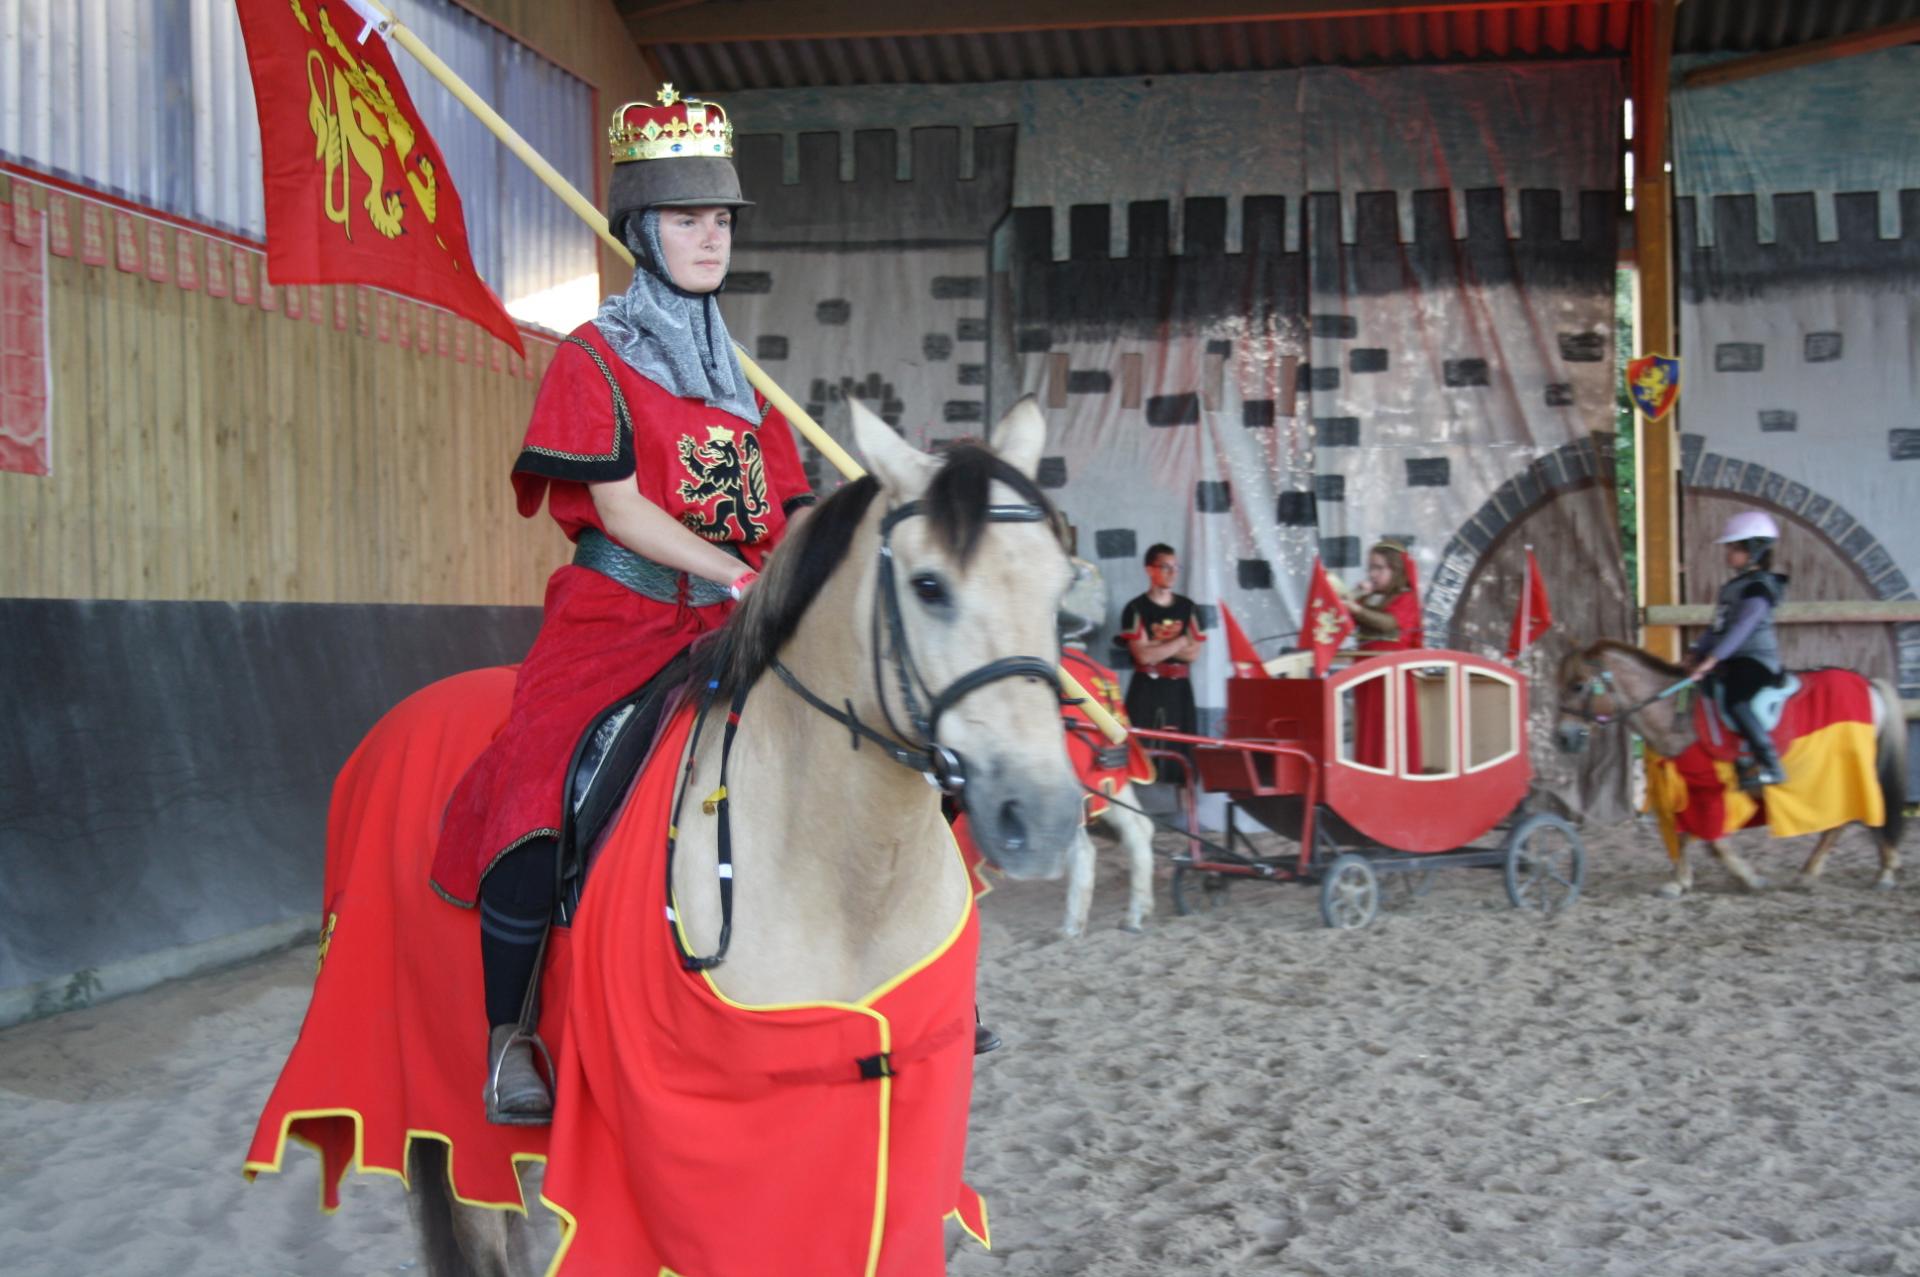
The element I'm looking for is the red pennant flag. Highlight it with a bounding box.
[1506,547,1553,660]
[1305,557,1354,677]
[1218,602,1271,679]
[234,0,524,356]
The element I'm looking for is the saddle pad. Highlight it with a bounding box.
[1647,669,1883,852]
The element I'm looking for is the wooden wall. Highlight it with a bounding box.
[0,0,656,607]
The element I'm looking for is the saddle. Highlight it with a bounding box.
[1702,672,1800,751]
[556,650,695,924]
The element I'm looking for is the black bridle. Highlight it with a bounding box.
[668,495,1067,971]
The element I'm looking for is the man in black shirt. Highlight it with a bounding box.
[1119,544,1205,752]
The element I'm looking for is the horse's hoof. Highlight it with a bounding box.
[1120,920,1145,934]
[1656,881,1687,899]
[1744,876,1770,892]
[1790,873,1817,892]
[1873,878,1897,893]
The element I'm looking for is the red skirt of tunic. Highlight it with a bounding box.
[428,566,732,907]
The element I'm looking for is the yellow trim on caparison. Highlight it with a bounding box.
[947,1191,992,1250]
[244,1104,551,1217]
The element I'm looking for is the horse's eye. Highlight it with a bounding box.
[910,572,950,607]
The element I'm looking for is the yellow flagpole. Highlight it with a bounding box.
[354,0,1126,743]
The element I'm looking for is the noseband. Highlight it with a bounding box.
[770,497,1064,796]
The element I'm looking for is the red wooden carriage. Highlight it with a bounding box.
[1123,649,1585,928]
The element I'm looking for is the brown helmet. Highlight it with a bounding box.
[605,84,751,242]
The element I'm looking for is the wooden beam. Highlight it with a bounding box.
[1682,17,1920,89]
[629,0,1590,45]
[1645,601,1920,627]
[621,0,711,21]
[1632,0,1681,663]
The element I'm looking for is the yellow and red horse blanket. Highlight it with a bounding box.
[1643,668,1884,855]
[244,670,988,1275]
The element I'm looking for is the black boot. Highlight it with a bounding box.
[1727,700,1786,790]
[974,1022,1003,1055]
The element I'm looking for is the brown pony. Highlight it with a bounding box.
[1555,640,1905,896]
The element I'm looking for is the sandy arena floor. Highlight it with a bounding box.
[2,814,1917,1276]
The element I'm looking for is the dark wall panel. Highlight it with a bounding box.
[0,600,541,991]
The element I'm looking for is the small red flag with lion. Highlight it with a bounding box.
[1305,557,1354,677]
[234,0,524,355]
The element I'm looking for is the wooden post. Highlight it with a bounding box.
[1633,0,1681,661]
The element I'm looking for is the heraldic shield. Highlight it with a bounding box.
[1626,353,1681,421]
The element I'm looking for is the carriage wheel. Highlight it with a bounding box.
[1171,864,1229,916]
[1318,854,1379,930]
[1503,812,1586,915]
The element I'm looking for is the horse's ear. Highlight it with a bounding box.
[990,396,1046,482]
[850,398,938,496]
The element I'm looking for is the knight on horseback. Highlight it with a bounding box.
[1686,511,1790,791]
[428,85,816,1125]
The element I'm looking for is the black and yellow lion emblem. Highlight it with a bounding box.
[676,424,771,543]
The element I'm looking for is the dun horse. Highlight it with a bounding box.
[252,400,1087,1276]
[1556,641,1906,897]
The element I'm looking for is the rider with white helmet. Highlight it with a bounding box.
[1686,510,1789,788]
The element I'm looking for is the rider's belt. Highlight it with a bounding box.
[573,528,736,608]
[1133,662,1191,680]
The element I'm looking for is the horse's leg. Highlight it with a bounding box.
[407,1142,473,1277]
[1795,827,1845,887]
[1708,839,1768,891]
[1061,824,1095,939]
[1109,790,1156,933]
[406,1140,535,1277]
[1657,836,1695,898]
[447,1200,536,1277]
[1874,829,1901,891]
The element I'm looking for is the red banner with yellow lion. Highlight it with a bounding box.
[235,0,524,355]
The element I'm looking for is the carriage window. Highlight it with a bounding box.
[1337,669,1393,774]
[1466,669,1519,771]
[1400,663,1456,777]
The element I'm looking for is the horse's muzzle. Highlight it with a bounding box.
[1555,722,1590,755]
[965,773,1080,880]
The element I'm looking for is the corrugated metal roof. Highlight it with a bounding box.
[637,1,1920,92]
[653,5,1638,90]
[1675,0,1920,52]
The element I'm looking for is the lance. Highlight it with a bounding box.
[346,0,1128,744]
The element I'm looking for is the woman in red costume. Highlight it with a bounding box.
[429,87,814,1124]
[1346,538,1423,771]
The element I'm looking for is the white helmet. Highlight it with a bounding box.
[1715,510,1780,544]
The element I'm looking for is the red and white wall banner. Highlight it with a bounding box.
[1,198,51,476]
[0,171,557,479]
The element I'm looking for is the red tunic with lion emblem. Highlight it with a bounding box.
[429,323,812,906]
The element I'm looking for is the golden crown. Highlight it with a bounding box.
[608,83,734,165]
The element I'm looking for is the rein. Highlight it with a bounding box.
[665,494,1067,971]
[1564,664,1693,738]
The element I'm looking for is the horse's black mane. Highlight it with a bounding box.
[693,444,1056,698]
[1583,638,1686,680]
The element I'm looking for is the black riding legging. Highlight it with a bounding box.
[478,836,559,1029]
[1709,657,1783,760]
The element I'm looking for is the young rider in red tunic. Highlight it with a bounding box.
[1346,538,1423,771]
[430,87,814,1124]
